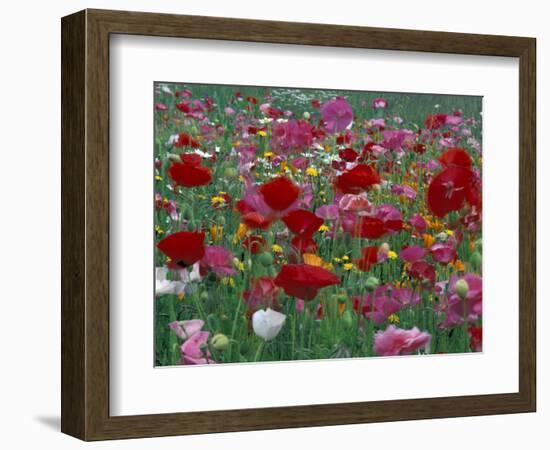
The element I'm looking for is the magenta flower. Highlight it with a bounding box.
[399,245,426,263]
[372,97,388,109]
[374,325,431,356]
[391,184,417,200]
[408,213,427,232]
[200,245,236,277]
[315,203,339,220]
[270,119,314,154]
[320,97,353,134]
[439,274,482,328]
[430,243,457,265]
[169,319,204,340]
[180,331,215,365]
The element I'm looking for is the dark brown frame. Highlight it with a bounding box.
[61,8,536,441]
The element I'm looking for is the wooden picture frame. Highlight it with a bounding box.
[61,8,536,441]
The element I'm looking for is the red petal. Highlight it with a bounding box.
[283,209,323,237]
[157,231,205,266]
[259,177,300,211]
[168,162,212,187]
[439,147,472,169]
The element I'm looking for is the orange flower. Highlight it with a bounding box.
[423,233,436,248]
[303,253,333,270]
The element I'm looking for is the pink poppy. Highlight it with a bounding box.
[180,331,216,365]
[439,274,482,328]
[372,97,388,109]
[243,277,281,311]
[315,204,339,220]
[200,245,236,277]
[374,325,431,356]
[320,97,354,134]
[399,245,426,263]
[338,193,371,213]
[430,243,457,265]
[408,213,427,232]
[169,319,204,340]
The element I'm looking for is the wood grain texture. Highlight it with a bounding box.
[61,8,537,441]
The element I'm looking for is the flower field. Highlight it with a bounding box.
[154,83,482,366]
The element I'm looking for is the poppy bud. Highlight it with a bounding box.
[303,111,311,120]
[187,220,198,231]
[342,310,354,328]
[364,276,379,292]
[470,251,482,270]
[259,252,274,267]
[336,293,348,304]
[200,290,209,301]
[455,279,469,300]
[211,333,229,351]
[224,167,238,179]
[217,215,226,225]
[168,153,181,162]
[182,208,192,220]
[372,184,381,193]
[199,342,208,353]
[379,242,390,254]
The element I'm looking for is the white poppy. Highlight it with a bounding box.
[252,308,286,341]
[155,267,186,296]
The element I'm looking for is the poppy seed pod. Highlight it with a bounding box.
[364,276,380,292]
[342,310,354,328]
[455,279,469,300]
[470,251,482,270]
[211,333,229,351]
[259,252,274,267]
[224,166,238,179]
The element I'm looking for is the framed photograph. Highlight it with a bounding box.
[61,9,536,440]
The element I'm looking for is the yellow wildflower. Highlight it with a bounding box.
[445,229,454,236]
[388,314,400,324]
[341,255,350,261]
[263,151,274,158]
[211,196,226,207]
[271,244,283,253]
[155,225,164,235]
[177,292,185,301]
[343,263,354,271]
[306,167,319,177]
[155,175,163,181]
[453,259,465,271]
[333,257,342,263]
[221,277,235,287]
[318,224,330,232]
[387,251,398,260]
[257,130,267,137]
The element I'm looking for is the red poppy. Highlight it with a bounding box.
[168,161,212,187]
[407,261,436,285]
[243,276,280,311]
[258,176,300,211]
[355,246,379,271]
[311,99,321,109]
[157,231,205,267]
[439,147,472,169]
[283,209,323,237]
[424,113,447,130]
[173,132,200,148]
[242,235,266,254]
[339,148,359,162]
[336,164,381,194]
[426,167,475,217]
[413,143,426,154]
[291,236,318,254]
[179,153,202,166]
[175,102,190,114]
[241,212,272,230]
[354,217,387,239]
[274,264,340,300]
[246,96,258,105]
[468,326,483,352]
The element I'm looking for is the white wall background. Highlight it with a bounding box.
[0,0,545,448]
